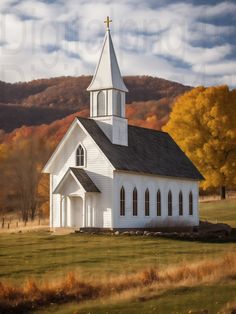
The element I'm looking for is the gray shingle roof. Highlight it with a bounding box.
[70,168,100,192]
[77,117,204,181]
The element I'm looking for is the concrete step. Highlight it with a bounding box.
[51,227,77,235]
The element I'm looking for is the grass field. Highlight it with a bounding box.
[200,198,236,227]
[0,199,235,313]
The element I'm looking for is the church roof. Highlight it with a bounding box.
[87,29,128,92]
[53,167,100,193]
[70,168,100,192]
[77,117,204,181]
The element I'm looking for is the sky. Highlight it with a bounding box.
[0,0,235,87]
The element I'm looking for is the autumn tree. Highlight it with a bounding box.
[0,143,8,210]
[164,85,236,199]
[1,128,52,221]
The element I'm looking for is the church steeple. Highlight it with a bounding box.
[87,17,128,146]
[87,18,128,93]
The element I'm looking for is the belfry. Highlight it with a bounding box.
[87,16,128,146]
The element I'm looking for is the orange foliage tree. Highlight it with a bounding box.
[0,129,51,220]
[0,112,79,220]
[164,86,236,199]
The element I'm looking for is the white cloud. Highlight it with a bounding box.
[193,61,236,76]
[0,0,235,88]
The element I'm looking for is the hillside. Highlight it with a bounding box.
[0,76,191,132]
[0,104,74,132]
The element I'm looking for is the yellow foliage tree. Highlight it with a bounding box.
[164,85,236,199]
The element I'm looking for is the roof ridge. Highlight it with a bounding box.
[77,116,169,135]
[128,124,168,134]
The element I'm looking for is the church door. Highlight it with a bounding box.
[69,197,83,228]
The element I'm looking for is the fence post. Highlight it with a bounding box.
[2,217,4,228]
[7,223,10,229]
[16,221,18,228]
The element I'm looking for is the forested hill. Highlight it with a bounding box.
[0,76,191,132]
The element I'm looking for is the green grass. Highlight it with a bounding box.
[0,199,235,313]
[0,199,235,283]
[36,283,236,314]
[0,231,235,283]
[200,198,236,227]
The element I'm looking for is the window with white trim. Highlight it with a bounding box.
[97,91,106,116]
[76,145,85,167]
[168,190,172,216]
[189,191,193,215]
[179,191,183,216]
[133,187,138,216]
[145,189,150,216]
[157,189,161,216]
[120,186,125,216]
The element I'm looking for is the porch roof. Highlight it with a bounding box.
[53,168,100,194]
[70,168,100,193]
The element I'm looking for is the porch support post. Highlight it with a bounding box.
[83,194,86,228]
[50,174,53,228]
[60,195,62,227]
[64,197,67,227]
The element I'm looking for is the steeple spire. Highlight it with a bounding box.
[87,19,128,92]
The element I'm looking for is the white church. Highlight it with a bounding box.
[43,18,203,231]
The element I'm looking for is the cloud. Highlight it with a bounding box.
[193,61,236,76]
[0,0,235,88]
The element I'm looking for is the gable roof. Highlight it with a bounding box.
[87,29,128,92]
[77,117,204,181]
[70,168,100,192]
[53,167,100,194]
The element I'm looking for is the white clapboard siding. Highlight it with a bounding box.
[51,122,114,228]
[113,172,199,229]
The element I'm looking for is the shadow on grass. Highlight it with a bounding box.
[173,227,236,244]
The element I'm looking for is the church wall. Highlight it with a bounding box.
[51,174,61,227]
[50,122,114,228]
[113,172,199,229]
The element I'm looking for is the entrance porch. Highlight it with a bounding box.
[52,168,100,229]
[56,194,97,229]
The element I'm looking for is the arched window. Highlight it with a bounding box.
[145,189,150,216]
[120,186,125,216]
[189,191,193,215]
[116,91,122,117]
[76,145,84,167]
[157,189,161,216]
[97,91,105,116]
[168,191,172,216]
[133,187,138,216]
[179,191,183,216]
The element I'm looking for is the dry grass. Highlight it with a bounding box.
[1,253,236,313]
[219,300,236,314]
[0,217,49,233]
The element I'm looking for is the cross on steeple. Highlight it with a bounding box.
[104,16,112,29]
